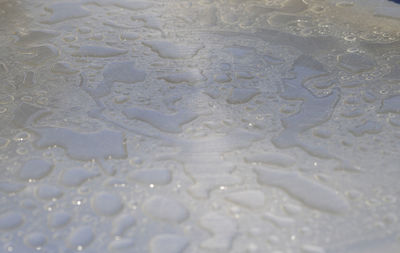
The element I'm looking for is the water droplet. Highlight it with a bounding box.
[16,148,28,155]
[36,97,48,105]
[344,34,356,42]
[21,96,33,102]
[13,132,31,142]
[0,94,14,105]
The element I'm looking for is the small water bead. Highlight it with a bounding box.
[91,192,123,216]
[255,115,265,120]
[129,156,143,166]
[37,185,63,200]
[120,32,139,41]
[300,28,314,36]
[247,243,259,252]
[72,197,86,206]
[0,94,14,105]
[78,186,91,194]
[112,214,136,237]
[150,234,189,253]
[20,199,37,210]
[344,34,357,42]
[0,212,24,230]
[316,24,332,35]
[63,35,76,42]
[45,202,57,212]
[42,150,54,158]
[60,168,98,187]
[345,190,362,200]
[21,96,33,102]
[142,195,189,223]
[311,5,324,13]
[381,32,392,39]
[82,214,96,224]
[108,238,135,251]
[1,226,13,238]
[108,179,127,188]
[48,211,71,228]
[297,19,313,28]
[23,233,47,249]
[288,25,302,34]
[0,137,10,148]
[13,132,31,142]
[301,244,326,253]
[36,97,48,105]
[90,33,104,40]
[0,61,7,73]
[360,32,380,41]
[34,90,47,97]
[127,200,138,210]
[88,63,103,69]
[16,147,28,155]
[67,226,94,250]
[336,2,354,8]
[382,195,397,203]
[383,213,398,225]
[18,159,53,181]
[0,107,7,113]
[78,27,91,34]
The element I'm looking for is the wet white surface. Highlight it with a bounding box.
[1,0,400,252]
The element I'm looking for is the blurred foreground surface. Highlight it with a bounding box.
[0,0,400,252]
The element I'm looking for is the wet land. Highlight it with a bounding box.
[0,0,400,252]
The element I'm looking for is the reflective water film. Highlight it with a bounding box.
[1,0,400,252]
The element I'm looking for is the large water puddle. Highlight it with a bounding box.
[0,0,400,252]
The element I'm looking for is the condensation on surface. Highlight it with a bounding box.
[0,0,400,252]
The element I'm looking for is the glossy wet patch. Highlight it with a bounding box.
[0,0,399,252]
